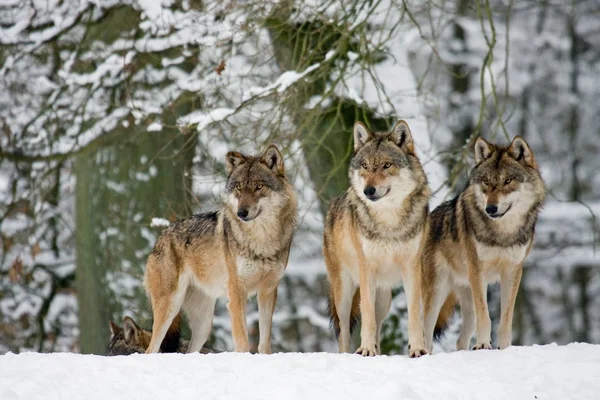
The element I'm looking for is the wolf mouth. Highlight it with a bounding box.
[365,188,390,202]
[239,209,261,222]
[488,204,512,219]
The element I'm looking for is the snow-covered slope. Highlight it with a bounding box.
[1,344,599,400]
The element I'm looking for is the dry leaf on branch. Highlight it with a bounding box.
[9,257,24,283]
[31,242,41,259]
[215,60,226,76]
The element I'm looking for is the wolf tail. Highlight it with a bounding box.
[159,313,182,353]
[328,288,361,337]
[433,292,457,340]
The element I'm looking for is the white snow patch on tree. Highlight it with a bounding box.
[150,218,171,228]
[147,122,163,132]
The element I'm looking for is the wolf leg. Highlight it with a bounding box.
[375,288,392,352]
[227,280,249,352]
[456,286,475,351]
[257,285,277,354]
[333,270,356,353]
[146,286,186,354]
[402,257,428,358]
[184,288,216,353]
[356,260,378,356]
[498,265,523,350]
[468,267,492,350]
[224,248,250,353]
[422,272,451,354]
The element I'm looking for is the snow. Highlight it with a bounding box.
[1,344,599,400]
[136,0,164,22]
[147,122,163,132]
[150,217,171,228]
[179,108,235,132]
[540,201,600,221]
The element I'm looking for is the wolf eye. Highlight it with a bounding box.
[361,162,368,169]
[383,162,392,169]
[482,178,490,185]
[256,184,263,190]
[504,178,512,185]
[235,183,242,190]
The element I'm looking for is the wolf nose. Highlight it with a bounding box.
[485,205,498,215]
[364,186,377,197]
[237,209,249,219]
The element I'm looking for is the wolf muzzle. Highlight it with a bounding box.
[363,186,389,202]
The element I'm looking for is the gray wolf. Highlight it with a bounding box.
[144,145,297,354]
[325,120,431,358]
[106,315,218,355]
[422,136,545,352]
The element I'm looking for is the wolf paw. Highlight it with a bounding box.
[408,345,428,358]
[472,342,492,350]
[356,344,378,357]
[234,342,251,353]
[258,344,272,354]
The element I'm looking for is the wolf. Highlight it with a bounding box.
[144,144,297,354]
[325,120,431,358]
[421,136,545,353]
[106,315,218,355]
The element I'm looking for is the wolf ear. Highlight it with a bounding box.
[474,137,494,164]
[123,316,141,345]
[261,144,285,175]
[353,122,372,151]
[508,136,537,169]
[389,120,414,154]
[109,321,122,338]
[225,151,246,175]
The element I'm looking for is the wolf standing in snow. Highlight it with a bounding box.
[325,120,431,358]
[144,145,297,354]
[422,136,545,353]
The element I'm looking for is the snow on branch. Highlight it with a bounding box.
[150,218,171,228]
[178,55,333,132]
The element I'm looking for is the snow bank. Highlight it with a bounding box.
[1,344,599,400]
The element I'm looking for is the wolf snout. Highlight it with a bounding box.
[363,186,377,199]
[236,208,260,222]
[485,203,511,219]
[485,205,498,216]
[237,209,250,220]
[363,186,388,201]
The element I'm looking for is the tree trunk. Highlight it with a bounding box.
[446,0,473,191]
[266,8,389,216]
[513,0,548,344]
[75,114,195,354]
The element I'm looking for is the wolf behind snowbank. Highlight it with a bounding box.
[422,136,545,353]
[144,144,297,355]
[106,316,218,355]
[325,120,431,358]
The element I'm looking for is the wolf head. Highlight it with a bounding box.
[106,316,152,356]
[350,120,426,205]
[470,136,545,220]
[225,144,289,222]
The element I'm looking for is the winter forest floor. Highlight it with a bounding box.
[1,344,599,400]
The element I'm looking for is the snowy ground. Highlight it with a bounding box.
[1,344,598,400]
